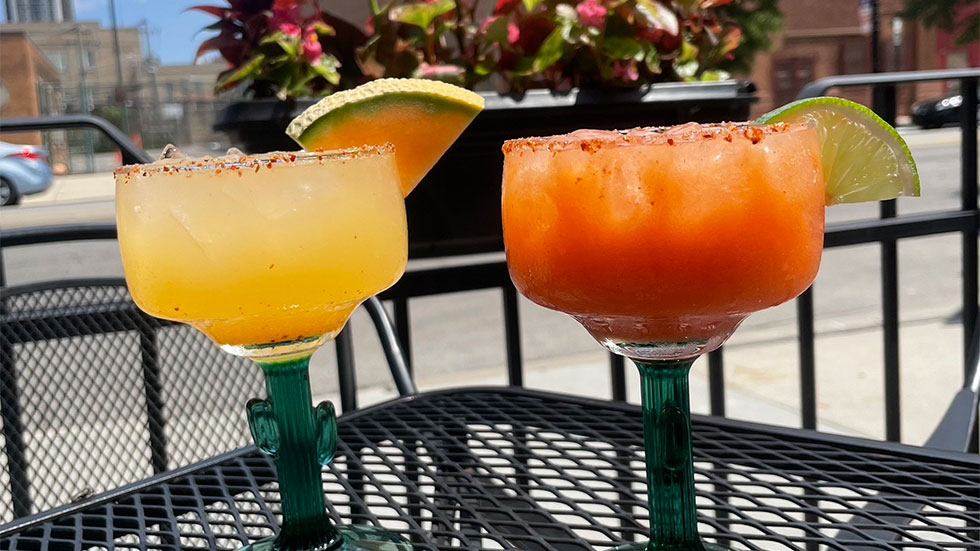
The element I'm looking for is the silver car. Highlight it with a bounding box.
[0,141,53,206]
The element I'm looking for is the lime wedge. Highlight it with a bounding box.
[757,97,919,205]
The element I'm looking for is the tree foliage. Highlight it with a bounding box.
[717,0,782,75]
[901,0,978,46]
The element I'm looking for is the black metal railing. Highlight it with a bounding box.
[790,68,978,441]
[0,115,153,166]
[1,69,976,447]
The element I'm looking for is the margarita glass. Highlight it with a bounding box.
[502,122,825,550]
[116,146,411,551]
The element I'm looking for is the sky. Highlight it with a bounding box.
[1,0,221,66]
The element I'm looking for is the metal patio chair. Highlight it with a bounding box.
[0,275,413,523]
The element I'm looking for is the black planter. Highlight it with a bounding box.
[215,81,757,258]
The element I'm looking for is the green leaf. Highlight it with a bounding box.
[512,56,535,76]
[310,55,342,85]
[602,36,644,60]
[266,54,291,67]
[555,3,577,22]
[484,16,510,44]
[474,58,495,76]
[532,28,566,72]
[523,0,545,12]
[699,69,730,81]
[559,20,585,43]
[643,46,661,73]
[675,60,698,79]
[679,40,698,64]
[311,20,335,37]
[259,31,298,57]
[215,54,265,91]
[390,0,455,29]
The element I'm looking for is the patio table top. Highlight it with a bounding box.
[1,387,978,550]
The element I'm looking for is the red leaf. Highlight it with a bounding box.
[228,0,274,11]
[219,43,248,65]
[700,0,734,7]
[186,5,230,18]
[720,27,741,55]
[195,33,244,61]
[494,0,521,15]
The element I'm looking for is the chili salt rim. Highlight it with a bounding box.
[501,121,810,154]
[114,143,396,179]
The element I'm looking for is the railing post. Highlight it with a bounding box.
[502,286,523,386]
[708,348,725,416]
[960,76,978,380]
[874,85,901,442]
[610,353,627,401]
[797,288,817,430]
[871,85,896,126]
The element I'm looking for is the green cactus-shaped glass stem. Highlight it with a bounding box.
[247,356,340,550]
[636,359,705,550]
[612,358,730,551]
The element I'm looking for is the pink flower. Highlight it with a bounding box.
[302,27,322,63]
[507,23,520,45]
[613,60,639,82]
[576,0,607,28]
[418,63,465,80]
[279,23,301,37]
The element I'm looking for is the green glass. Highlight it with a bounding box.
[243,355,409,551]
[610,359,726,551]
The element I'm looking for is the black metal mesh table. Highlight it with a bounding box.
[1,388,977,550]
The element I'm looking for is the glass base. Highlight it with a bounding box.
[574,314,745,360]
[241,525,412,551]
[608,543,730,551]
[223,335,329,362]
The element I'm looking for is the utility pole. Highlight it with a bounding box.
[75,25,95,172]
[141,20,161,115]
[109,0,130,134]
[109,0,124,86]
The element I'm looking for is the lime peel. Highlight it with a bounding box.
[757,97,919,205]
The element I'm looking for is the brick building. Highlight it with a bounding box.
[0,30,61,145]
[1,21,144,112]
[745,0,979,117]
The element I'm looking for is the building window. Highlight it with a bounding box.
[83,50,97,70]
[47,51,68,73]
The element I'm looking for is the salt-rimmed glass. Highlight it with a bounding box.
[116,145,411,550]
[501,122,825,550]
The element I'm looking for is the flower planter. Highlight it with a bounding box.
[215,80,757,258]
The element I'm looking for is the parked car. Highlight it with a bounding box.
[0,141,53,206]
[911,90,980,129]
